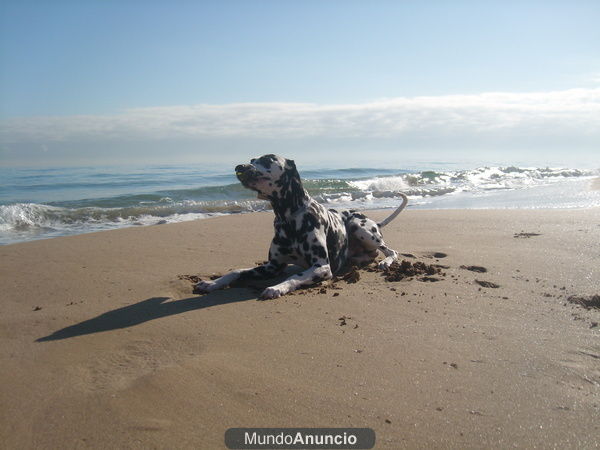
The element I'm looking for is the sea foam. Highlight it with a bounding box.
[1,165,598,244]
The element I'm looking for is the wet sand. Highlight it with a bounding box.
[1,209,599,448]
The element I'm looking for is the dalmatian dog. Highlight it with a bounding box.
[195,154,408,299]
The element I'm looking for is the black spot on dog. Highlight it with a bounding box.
[238,261,285,281]
[278,246,293,255]
[274,234,292,247]
[299,213,320,234]
[312,245,327,259]
[256,154,278,168]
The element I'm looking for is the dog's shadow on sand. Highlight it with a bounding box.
[36,288,260,342]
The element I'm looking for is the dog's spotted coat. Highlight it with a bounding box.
[195,155,408,299]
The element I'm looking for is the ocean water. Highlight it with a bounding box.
[0,163,598,245]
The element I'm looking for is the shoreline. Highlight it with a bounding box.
[1,208,599,448]
[2,168,599,246]
[3,201,600,247]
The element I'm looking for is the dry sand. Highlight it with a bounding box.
[1,209,599,449]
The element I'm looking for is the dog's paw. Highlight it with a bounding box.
[377,259,394,270]
[260,286,284,300]
[194,280,219,294]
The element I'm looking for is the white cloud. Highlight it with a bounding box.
[1,88,600,144]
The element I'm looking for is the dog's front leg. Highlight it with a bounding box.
[195,261,284,294]
[260,263,332,299]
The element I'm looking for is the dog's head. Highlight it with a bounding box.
[235,154,304,204]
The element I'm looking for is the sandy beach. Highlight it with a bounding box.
[1,208,599,449]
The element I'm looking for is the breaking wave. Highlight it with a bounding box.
[1,165,598,244]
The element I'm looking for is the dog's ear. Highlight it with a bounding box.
[285,159,301,180]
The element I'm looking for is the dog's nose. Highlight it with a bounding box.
[235,164,253,177]
[235,165,254,182]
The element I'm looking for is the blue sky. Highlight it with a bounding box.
[1,0,599,167]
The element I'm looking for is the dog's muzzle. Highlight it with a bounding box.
[235,164,258,185]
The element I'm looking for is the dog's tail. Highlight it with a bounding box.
[377,193,408,228]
